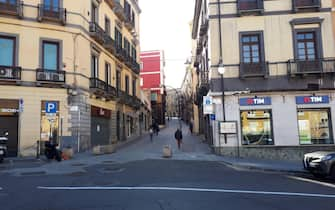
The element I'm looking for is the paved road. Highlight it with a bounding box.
[1,120,335,210]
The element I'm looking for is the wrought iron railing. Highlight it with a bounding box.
[106,84,117,97]
[36,69,65,82]
[0,0,23,17]
[37,4,66,25]
[0,65,21,80]
[292,0,321,11]
[288,58,335,75]
[89,22,105,44]
[237,0,264,15]
[103,35,116,53]
[89,78,107,90]
[239,62,268,78]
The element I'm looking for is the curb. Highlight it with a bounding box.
[220,160,308,175]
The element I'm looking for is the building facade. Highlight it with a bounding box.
[208,0,335,160]
[0,0,146,157]
[140,50,166,125]
[191,0,211,140]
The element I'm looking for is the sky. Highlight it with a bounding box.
[139,0,195,88]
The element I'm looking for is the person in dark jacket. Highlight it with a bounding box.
[174,128,183,150]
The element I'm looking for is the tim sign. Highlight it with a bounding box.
[296,96,329,104]
[239,97,271,106]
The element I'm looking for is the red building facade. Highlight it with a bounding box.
[140,50,166,125]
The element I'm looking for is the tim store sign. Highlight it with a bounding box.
[296,96,329,104]
[239,97,271,106]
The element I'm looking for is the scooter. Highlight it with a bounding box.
[0,131,8,163]
[44,141,62,162]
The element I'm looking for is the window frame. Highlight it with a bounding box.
[0,35,16,67]
[132,78,136,96]
[105,16,111,36]
[41,40,60,71]
[43,0,61,11]
[105,62,111,85]
[91,53,99,78]
[125,75,129,94]
[293,27,323,61]
[239,31,265,64]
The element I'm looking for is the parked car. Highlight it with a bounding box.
[303,151,335,179]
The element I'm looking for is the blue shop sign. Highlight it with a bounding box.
[239,97,271,106]
[210,114,216,121]
[296,96,329,104]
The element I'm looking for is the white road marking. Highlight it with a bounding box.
[288,176,335,189]
[37,186,335,199]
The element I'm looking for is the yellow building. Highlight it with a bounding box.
[207,0,335,160]
[0,0,147,157]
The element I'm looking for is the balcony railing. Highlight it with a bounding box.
[0,65,21,80]
[124,13,135,30]
[131,59,140,74]
[37,4,66,25]
[237,0,264,15]
[106,85,117,98]
[0,0,23,17]
[89,22,105,44]
[115,46,125,61]
[113,1,126,21]
[103,35,116,53]
[36,69,65,83]
[89,78,107,91]
[239,62,268,78]
[292,0,321,12]
[288,58,335,76]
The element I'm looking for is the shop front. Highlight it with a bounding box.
[296,95,333,145]
[0,99,20,157]
[91,106,112,146]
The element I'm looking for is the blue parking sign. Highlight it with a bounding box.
[45,102,57,113]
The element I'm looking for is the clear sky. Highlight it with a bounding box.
[139,0,195,88]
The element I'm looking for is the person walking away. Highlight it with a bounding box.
[174,128,183,150]
[149,126,154,142]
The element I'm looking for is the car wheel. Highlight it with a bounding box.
[312,172,326,179]
[330,166,335,180]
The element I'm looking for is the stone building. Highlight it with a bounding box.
[0,0,148,156]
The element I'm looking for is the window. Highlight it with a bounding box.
[0,36,15,66]
[241,34,261,63]
[105,62,111,85]
[91,54,99,78]
[43,0,60,12]
[125,75,129,94]
[42,41,59,70]
[296,32,317,60]
[131,46,137,60]
[0,0,17,5]
[238,0,260,10]
[116,70,121,90]
[105,17,111,36]
[297,109,333,145]
[124,38,130,56]
[132,78,136,96]
[115,28,122,48]
[124,0,131,18]
[131,10,135,26]
[91,2,98,23]
[241,110,274,145]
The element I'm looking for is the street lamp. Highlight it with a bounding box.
[218,62,227,144]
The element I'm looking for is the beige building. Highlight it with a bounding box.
[0,0,149,157]
[208,0,335,160]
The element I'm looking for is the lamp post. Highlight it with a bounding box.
[218,64,227,144]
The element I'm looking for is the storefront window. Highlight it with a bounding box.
[297,109,333,145]
[241,110,274,145]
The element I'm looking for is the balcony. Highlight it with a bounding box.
[131,59,140,74]
[105,0,117,9]
[106,85,117,99]
[115,46,126,61]
[36,69,65,83]
[89,78,107,96]
[237,0,264,16]
[288,58,335,76]
[199,18,209,37]
[37,4,66,25]
[117,89,127,103]
[89,22,105,44]
[292,0,321,12]
[239,62,268,78]
[103,35,116,54]
[124,13,135,30]
[113,1,126,21]
[0,0,23,17]
[0,65,21,80]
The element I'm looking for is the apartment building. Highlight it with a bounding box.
[208,0,335,160]
[140,50,166,125]
[0,0,145,157]
[191,0,212,140]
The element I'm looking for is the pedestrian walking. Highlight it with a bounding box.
[149,126,154,142]
[174,128,183,150]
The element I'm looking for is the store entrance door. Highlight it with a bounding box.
[0,116,19,157]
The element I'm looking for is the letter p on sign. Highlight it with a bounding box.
[45,102,57,114]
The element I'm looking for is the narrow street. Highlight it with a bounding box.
[0,120,334,210]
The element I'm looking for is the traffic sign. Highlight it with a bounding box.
[45,102,57,113]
